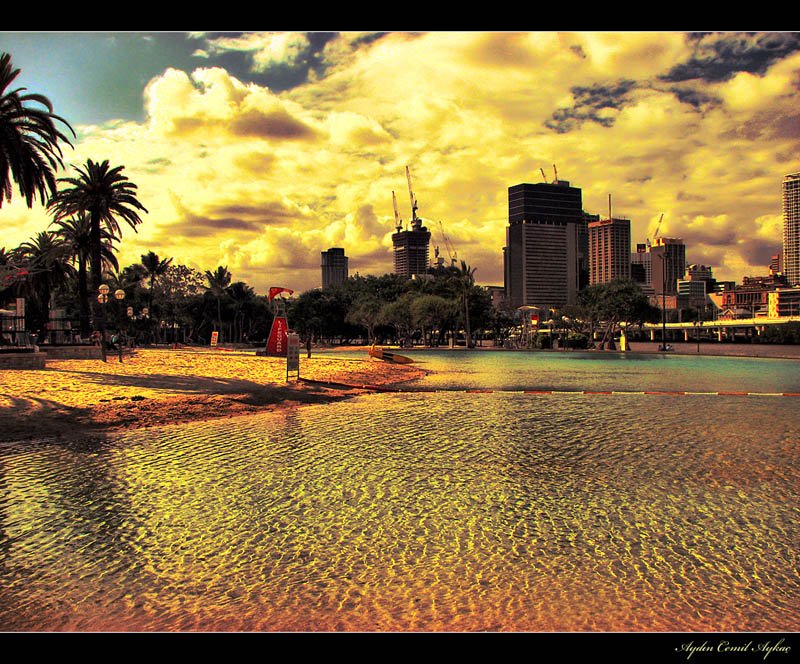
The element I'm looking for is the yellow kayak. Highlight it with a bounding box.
[369,345,415,364]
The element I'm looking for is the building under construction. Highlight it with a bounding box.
[392,166,431,279]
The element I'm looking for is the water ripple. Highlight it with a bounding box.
[0,391,797,632]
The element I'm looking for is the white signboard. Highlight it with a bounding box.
[286,332,300,380]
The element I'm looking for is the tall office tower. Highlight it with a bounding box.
[631,243,652,285]
[650,237,686,295]
[321,247,349,288]
[588,217,631,285]
[783,172,800,285]
[504,179,583,309]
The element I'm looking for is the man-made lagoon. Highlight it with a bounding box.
[1,351,798,631]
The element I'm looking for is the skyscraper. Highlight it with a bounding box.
[588,217,631,285]
[783,172,800,285]
[650,237,686,296]
[504,180,583,309]
[392,167,432,279]
[321,248,348,288]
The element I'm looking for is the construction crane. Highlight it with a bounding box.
[406,165,420,228]
[540,167,548,183]
[392,191,403,231]
[437,220,458,267]
[647,213,664,248]
[553,163,559,183]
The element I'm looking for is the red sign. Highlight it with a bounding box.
[265,317,288,356]
[210,331,219,347]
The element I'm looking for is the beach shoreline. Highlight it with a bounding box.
[0,347,426,444]
[3,340,799,444]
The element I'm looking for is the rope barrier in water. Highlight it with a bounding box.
[298,378,800,397]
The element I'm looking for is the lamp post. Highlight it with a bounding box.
[114,289,125,362]
[97,284,110,362]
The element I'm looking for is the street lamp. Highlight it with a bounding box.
[114,289,125,362]
[96,284,110,362]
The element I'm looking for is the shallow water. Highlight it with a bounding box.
[1,351,798,631]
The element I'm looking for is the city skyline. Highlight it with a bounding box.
[2,31,799,294]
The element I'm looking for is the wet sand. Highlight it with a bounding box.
[0,347,425,442]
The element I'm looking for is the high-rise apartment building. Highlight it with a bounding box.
[504,180,583,309]
[783,172,800,285]
[650,237,686,296]
[321,248,349,288]
[588,217,631,285]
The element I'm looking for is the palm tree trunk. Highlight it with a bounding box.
[89,207,107,361]
[78,255,89,337]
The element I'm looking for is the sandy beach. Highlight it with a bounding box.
[0,347,426,443]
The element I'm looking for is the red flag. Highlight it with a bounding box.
[269,287,294,301]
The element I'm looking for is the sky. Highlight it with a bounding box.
[1,31,799,295]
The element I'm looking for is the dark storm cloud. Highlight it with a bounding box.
[661,32,800,83]
[164,215,262,239]
[737,237,781,268]
[206,201,309,224]
[231,107,318,140]
[670,86,719,110]
[546,80,637,133]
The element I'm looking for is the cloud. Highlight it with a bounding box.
[661,32,800,83]
[5,31,799,295]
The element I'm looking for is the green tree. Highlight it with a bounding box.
[140,251,172,340]
[48,159,147,356]
[345,296,384,345]
[452,260,477,347]
[379,293,416,346]
[204,265,231,341]
[0,52,73,208]
[410,294,455,346]
[51,212,118,336]
[13,231,74,339]
[578,279,659,349]
[227,281,255,343]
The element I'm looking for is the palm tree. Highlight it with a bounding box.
[140,251,173,335]
[204,265,231,341]
[0,52,74,208]
[13,231,74,340]
[51,212,119,337]
[450,260,476,348]
[48,159,147,359]
[227,281,254,343]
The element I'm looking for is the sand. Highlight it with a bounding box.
[0,347,426,443]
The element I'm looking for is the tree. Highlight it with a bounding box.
[48,159,147,357]
[0,52,74,208]
[410,294,455,346]
[345,296,384,345]
[204,265,231,341]
[578,279,659,349]
[379,293,416,346]
[140,251,172,340]
[13,231,74,339]
[227,281,255,343]
[454,260,477,347]
[51,212,118,336]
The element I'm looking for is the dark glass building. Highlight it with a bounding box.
[321,247,349,288]
[504,180,585,309]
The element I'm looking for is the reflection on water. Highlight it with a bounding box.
[321,348,800,393]
[1,353,799,632]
